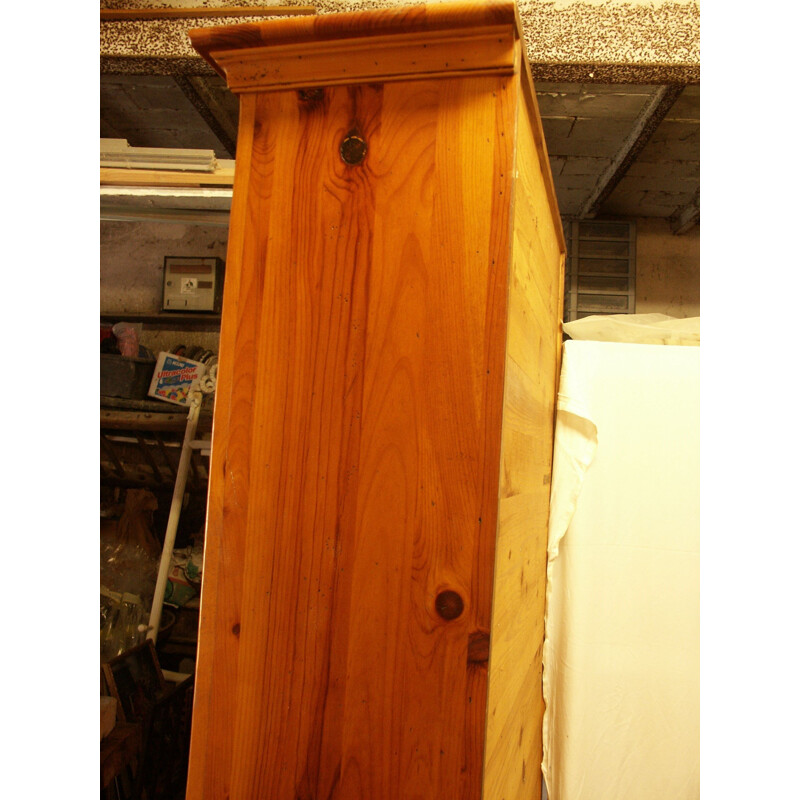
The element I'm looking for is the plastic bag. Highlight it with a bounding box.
[100,489,161,660]
[111,321,140,358]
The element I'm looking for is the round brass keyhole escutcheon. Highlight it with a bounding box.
[435,590,464,621]
[340,133,367,165]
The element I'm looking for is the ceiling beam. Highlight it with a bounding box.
[174,75,238,158]
[669,190,700,235]
[578,84,684,219]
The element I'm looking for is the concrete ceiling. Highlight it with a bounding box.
[100,1,700,233]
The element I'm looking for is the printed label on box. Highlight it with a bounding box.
[148,352,206,406]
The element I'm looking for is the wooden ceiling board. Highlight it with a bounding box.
[624,159,699,180]
[600,188,698,218]
[101,74,230,152]
[632,121,700,164]
[535,84,658,120]
[665,85,700,121]
[554,173,606,193]
[559,156,613,176]
[541,117,637,159]
[612,172,699,197]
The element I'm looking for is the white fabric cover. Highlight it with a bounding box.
[562,313,700,346]
[542,338,700,800]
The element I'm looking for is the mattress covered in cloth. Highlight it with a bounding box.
[542,338,700,800]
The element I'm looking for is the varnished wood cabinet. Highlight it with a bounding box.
[186,3,565,799]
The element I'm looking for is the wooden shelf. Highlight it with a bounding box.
[100,401,213,495]
[101,312,221,331]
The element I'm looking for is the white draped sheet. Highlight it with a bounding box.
[542,335,700,800]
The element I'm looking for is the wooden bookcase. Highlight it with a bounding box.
[186,3,565,799]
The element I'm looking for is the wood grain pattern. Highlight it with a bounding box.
[482,53,565,800]
[186,4,564,799]
[99,166,235,187]
[188,72,515,800]
[189,0,517,73]
[185,92,257,800]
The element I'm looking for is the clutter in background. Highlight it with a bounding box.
[164,543,204,607]
[101,321,155,361]
[101,489,161,660]
[101,488,206,659]
[100,322,156,400]
[101,322,218,405]
[112,321,142,358]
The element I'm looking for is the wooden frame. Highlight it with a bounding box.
[185,3,565,799]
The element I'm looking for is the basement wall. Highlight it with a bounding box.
[635,218,700,318]
[100,216,701,353]
[101,219,226,354]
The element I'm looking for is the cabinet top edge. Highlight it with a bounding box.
[189,1,519,79]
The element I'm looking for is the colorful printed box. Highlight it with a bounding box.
[148,352,206,407]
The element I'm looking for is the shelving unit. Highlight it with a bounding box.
[100,403,213,496]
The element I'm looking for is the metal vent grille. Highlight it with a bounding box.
[564,220,636,322]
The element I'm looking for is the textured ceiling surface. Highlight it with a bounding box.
[100,1,700,232]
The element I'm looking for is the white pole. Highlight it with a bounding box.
[147,391,203,644]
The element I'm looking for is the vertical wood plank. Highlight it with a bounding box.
[186,91,257,800]
[482,67,565,800]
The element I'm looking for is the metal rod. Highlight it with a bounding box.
[147,392,203,644]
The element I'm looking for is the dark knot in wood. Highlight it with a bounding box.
[467,630,490,663]
[297,87,324,104]
[435,590,464,621]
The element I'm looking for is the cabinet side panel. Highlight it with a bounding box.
[483,76,564,800]
[187,74,515,800]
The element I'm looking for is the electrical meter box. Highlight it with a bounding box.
[162,256,225,313]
